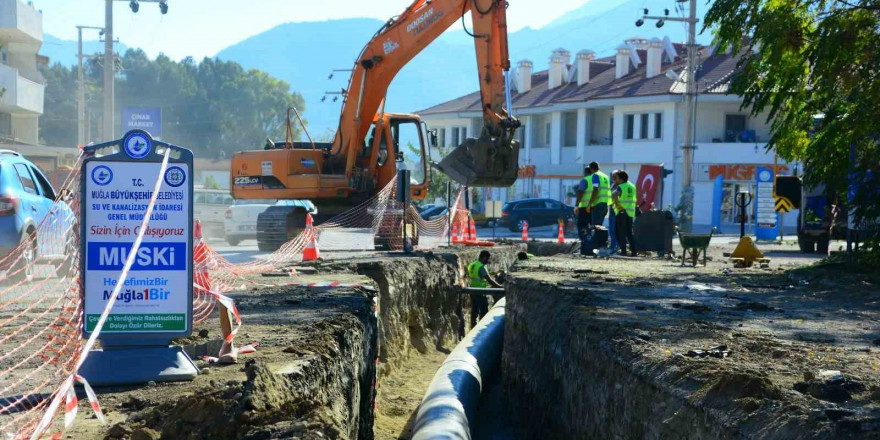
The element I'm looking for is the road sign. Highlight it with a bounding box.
[485,200,503,219]
[122,106,162,138]
[775,196,792,213]
[774,175,801,208]
[755,166,779,240]
[79,129,197,386]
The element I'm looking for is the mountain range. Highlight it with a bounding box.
[43,0,714,135]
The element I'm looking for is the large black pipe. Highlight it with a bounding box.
[411,298,505,440]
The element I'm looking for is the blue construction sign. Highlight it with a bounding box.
[79,129,198,386]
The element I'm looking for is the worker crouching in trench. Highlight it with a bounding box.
[467,250,503,327]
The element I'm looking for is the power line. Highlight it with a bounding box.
[514,4,627,57]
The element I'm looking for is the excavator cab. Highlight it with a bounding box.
[367,114,431,202]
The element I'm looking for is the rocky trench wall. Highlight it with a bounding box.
[503,277,739,440]
[356,245,523,376]
[126,246,523,440]
[140,289,378,440]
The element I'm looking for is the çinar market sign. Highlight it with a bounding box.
[122,106,162,138]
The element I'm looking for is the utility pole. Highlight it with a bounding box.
[78,27,84,146]
[640,0,699,231]
[681,0,698,233]
[103,0,114,141]
[77,25,104,146]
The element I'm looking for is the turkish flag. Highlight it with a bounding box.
[635,165,663,211]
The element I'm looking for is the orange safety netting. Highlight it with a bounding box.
[1,153,472,439]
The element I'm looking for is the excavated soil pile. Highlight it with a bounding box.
[503,243,879,440]
[66,245,522,440]
[67,275,378,440]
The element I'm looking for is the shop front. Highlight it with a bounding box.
[693,163,799,234]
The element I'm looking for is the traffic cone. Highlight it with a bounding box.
[451,222,460,244]
[458,219,466,242]
[557,220,565,243]
[302,213,320,261]
[468,217,477,242]
[194,219,203,245]
[521,220,529,242]
[193,220,212,294]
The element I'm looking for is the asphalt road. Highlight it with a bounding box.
[207,228,832,265]
[207,226,557,264]
[209,239,381,264]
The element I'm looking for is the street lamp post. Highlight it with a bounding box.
[103,0,114,141]
[77,25,104,146]
[639,0,699,231]
[103,0,170,141]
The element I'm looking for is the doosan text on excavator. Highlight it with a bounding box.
[230,0,521,251]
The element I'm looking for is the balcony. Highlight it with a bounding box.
[0,63,43,115]
[693,141,772,164]
[0,0,43,45]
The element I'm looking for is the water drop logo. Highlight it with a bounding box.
[124,132,151,159]
[91,165,113,186]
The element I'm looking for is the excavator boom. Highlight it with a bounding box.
[229,0,520,251]
[334,0,520,187]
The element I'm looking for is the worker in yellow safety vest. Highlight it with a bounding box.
[611,170,637,257]
[467,250,502,327]
[574,161,611,255]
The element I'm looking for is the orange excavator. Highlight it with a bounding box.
[231,0,520,250]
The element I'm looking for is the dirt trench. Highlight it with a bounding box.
[353,247,521,439]
[66,246,522,440]
[355,248,520,375]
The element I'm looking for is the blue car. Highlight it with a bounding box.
[0,150,74,281]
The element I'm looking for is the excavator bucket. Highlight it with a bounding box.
[436,135,520,187]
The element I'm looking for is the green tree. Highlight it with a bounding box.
[706,0,879,251]
[407,143,457,205]
[313,128,336,143]
[203,174,221,190]
[39,50,306,159]
[39,64,78,146]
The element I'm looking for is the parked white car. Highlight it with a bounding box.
[224,199,275,246]
[194,188,234,242]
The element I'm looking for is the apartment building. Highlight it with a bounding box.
[0,0,45,145]
[417,36,797,231]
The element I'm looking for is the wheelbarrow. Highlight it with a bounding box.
[676,227,716,267]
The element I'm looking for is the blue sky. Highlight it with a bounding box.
[35,0,602,60]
